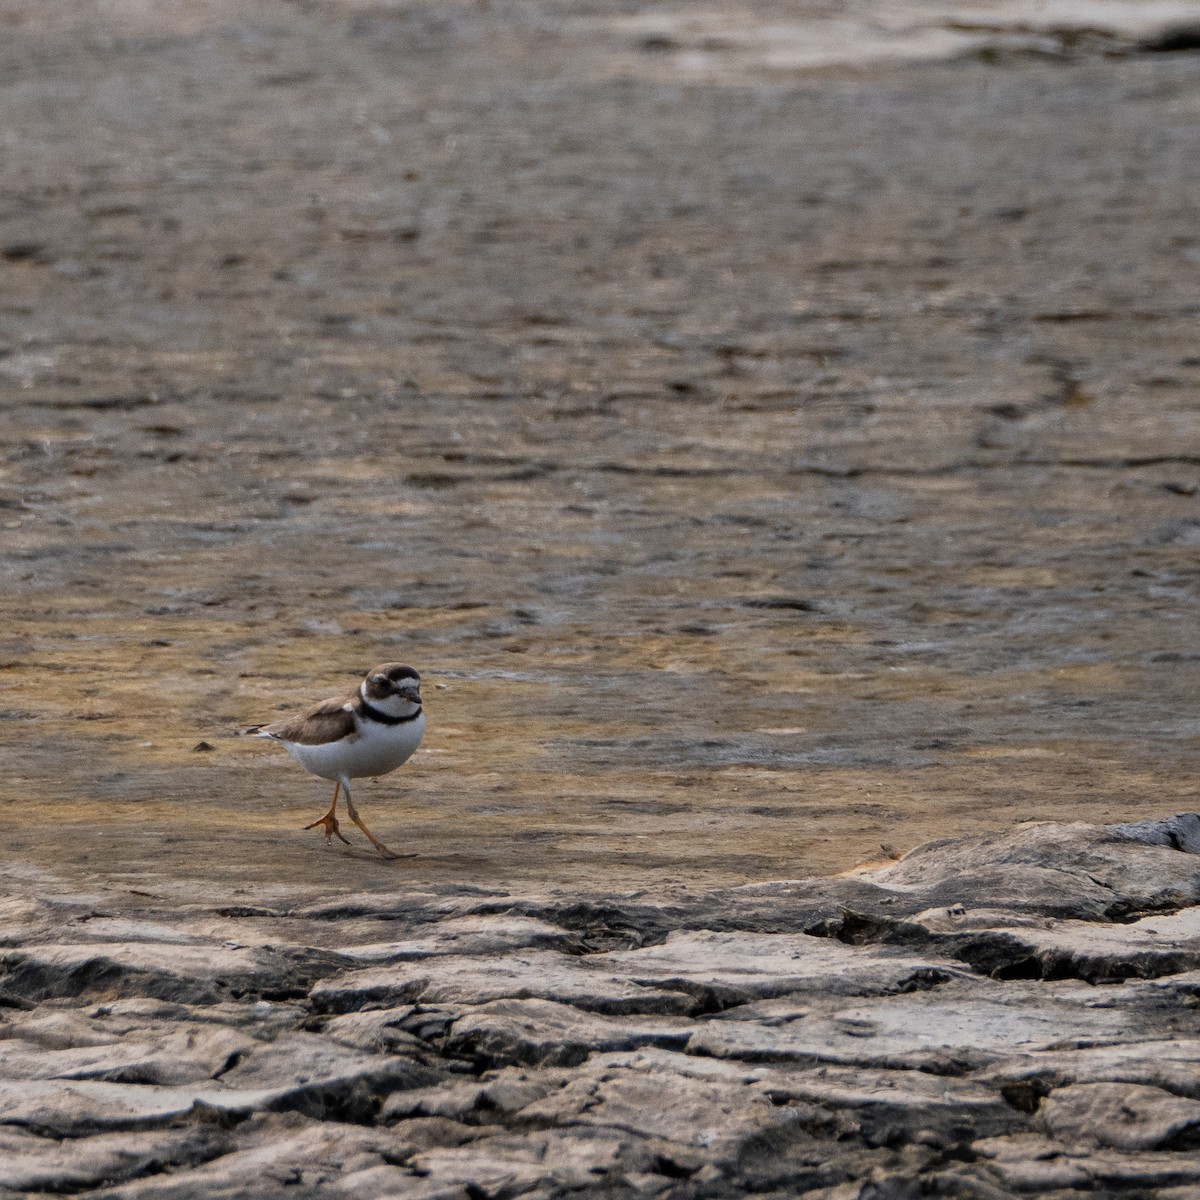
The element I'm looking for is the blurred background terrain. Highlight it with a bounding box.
[1,0,1198,902]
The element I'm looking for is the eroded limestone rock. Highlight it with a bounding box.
[1,813,1199,1198]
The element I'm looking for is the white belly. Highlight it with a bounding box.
[285,713,425,782]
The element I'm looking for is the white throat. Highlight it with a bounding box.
[360,683,420,719]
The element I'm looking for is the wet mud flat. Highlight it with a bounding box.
[0,0,1198,896]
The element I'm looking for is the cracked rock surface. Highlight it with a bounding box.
[2,814,1200,1197]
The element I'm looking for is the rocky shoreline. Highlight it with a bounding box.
[2,813,1199,1198]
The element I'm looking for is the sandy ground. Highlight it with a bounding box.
[1,0,1198,903]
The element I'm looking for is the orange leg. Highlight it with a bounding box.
[343,782,399,860]
[304,781,350,845]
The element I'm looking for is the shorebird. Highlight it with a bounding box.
[253,663,424,858]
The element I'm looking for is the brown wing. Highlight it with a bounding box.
[260,694,359,745]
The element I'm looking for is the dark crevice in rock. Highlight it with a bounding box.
[653,1152,699,1178]
[467,899,676,950]
[950,930,1200,985]
[989,956,1047,981]
[823,910,912,945]
[1141,26,1200,54]
[635,981,755,1016]
[892,967,960,993]
[211,1050,245,1080]
[998,1078,1054,1114]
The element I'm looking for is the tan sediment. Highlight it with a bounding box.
[1,0,1198,907]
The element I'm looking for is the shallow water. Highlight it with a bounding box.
[1,0,1198,903]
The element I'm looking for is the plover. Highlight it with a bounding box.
[253,663,424,859]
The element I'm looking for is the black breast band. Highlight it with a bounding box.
[358,698,423,726]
